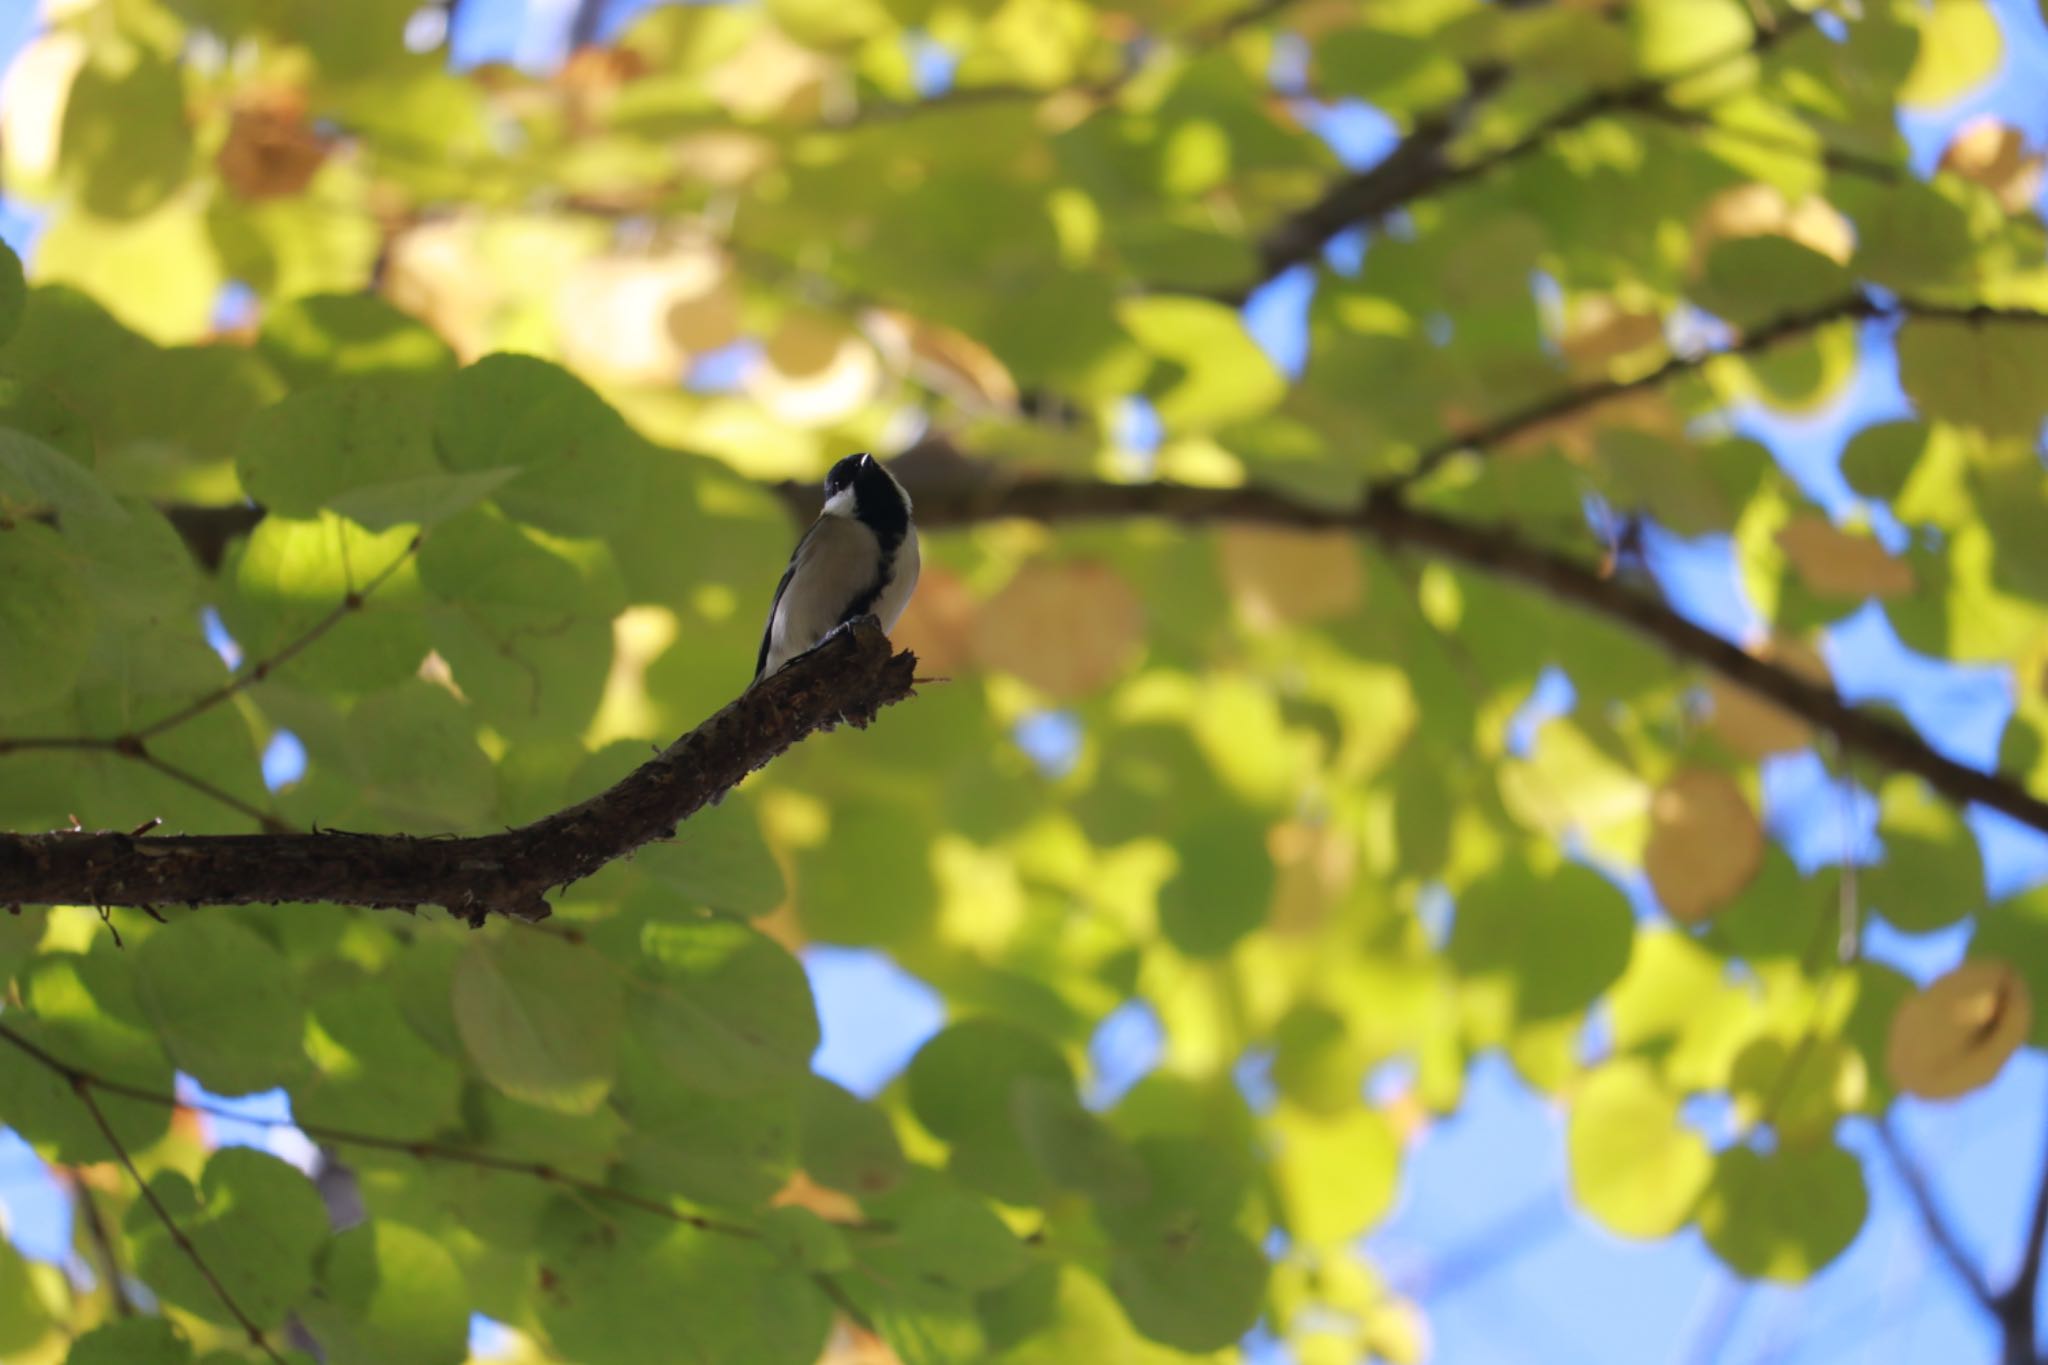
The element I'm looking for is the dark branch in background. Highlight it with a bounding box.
[1397,296,2048,488]
[70,1175,135,1318]
[1236,11,1815,301]
[0,621,916,921]
[1876,1118,1996,1311]
[0,1020,761,1242]
[0,534,420,833]
[1990,1093,2048,1365]
[140,537,420,742]
[0,1021,890,1334]
[816,470,2048,839]
[0,1026,290,1363]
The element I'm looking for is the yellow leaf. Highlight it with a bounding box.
[1706,634,1830,757]
[1886,959,2031,1099]
[747,312,883,427]
[1939,117,2045,214]
[1775,515,1915,598]
[1217,525,1364,629]
[1900,0,2002,108]
[1644,770,1763,923]
[970,559,1144,698]
[561,247,738,384]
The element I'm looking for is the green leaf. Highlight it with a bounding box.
[0,960,172,1163]
[537,1210,832,1365]
[1839,420,1935,502]
[344,680,497,829]
[328,466,521,532]
[1270,1103,1400,1246]
[133,918,309,1096]
[1698,1144,1867,1281]
[1691,237,1853,329]
[1270,1003,1368,1116]
[1865,774,1984,932]
[1158,810,1273,957]
[237,377,442,520]
[1568,1060,1713,1239]
[1630,0,1751,77]
[907,1018,1073,1203]
[1012,1076,1147,1199]
[0,523,95,716]
[1447,860,1634,1037]
[630,915,819,1096]
[0,1236,55,1355]
[292,981,463,1139]
[759,1206,852,1273]
[859,1171,1035,1294]
[433,354,647,537]
[1728,1035,1865,1143]
[798,799,940,945]
[225,514,428,694]
[1899,0,2002,106]
[0,238,23,347]
[302,1222,470,1365]
[60,50,193,219]
[131,1147,328,1329]
[615,1048,798,1209]
[258,294,456,388]
[1317,29,1466,112]
[451,932,623,1114]
[799,1075,908,1196]
[66,1319,192,1365]
[635,797,786,916]
[1105,1220,1268,1353]
[0,426,124,520]
[1117,297,1285,431]
[1897,318,2048,437]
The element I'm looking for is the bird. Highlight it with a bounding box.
[753,451,920,683]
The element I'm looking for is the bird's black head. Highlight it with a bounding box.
[822,452,911,545]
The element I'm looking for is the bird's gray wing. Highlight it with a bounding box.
[754,516,883,681]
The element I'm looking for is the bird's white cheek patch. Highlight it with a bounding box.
[822,486,858,518]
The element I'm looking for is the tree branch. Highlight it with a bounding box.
[769,465,2048,840]
[69,1173,135,1319]
[0,1025,290,1361]
[1991,1090,2048,1363]
[0,621,917,922]
[1399,295,2048,488]
[1239,10,1815,300]
[1878,1116,1998,1312]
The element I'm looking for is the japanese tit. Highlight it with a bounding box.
[754,451,920,682]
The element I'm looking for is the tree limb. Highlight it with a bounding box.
[769,465,2048,839]
[0,621,917,922]
[0,1022,292,1362]
[1877,1117,1998,1312]
[1238,10,1815,300]
[1991,1091,2048,1364]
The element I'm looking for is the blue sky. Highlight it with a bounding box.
[4,2,2048,1362]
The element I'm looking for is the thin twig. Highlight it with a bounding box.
[49,1051,289,1361]
[0,1020,802,1245]
[1244,10,1815,295]
[136,753,294,834]
[69,1174,135,1318]
[1395,295,2048,488]
[135,537,421,742]
[1876,1117,1998,1310]
[1989,1089,2048,1361]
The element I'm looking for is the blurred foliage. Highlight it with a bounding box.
[0,0,2043,1361]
